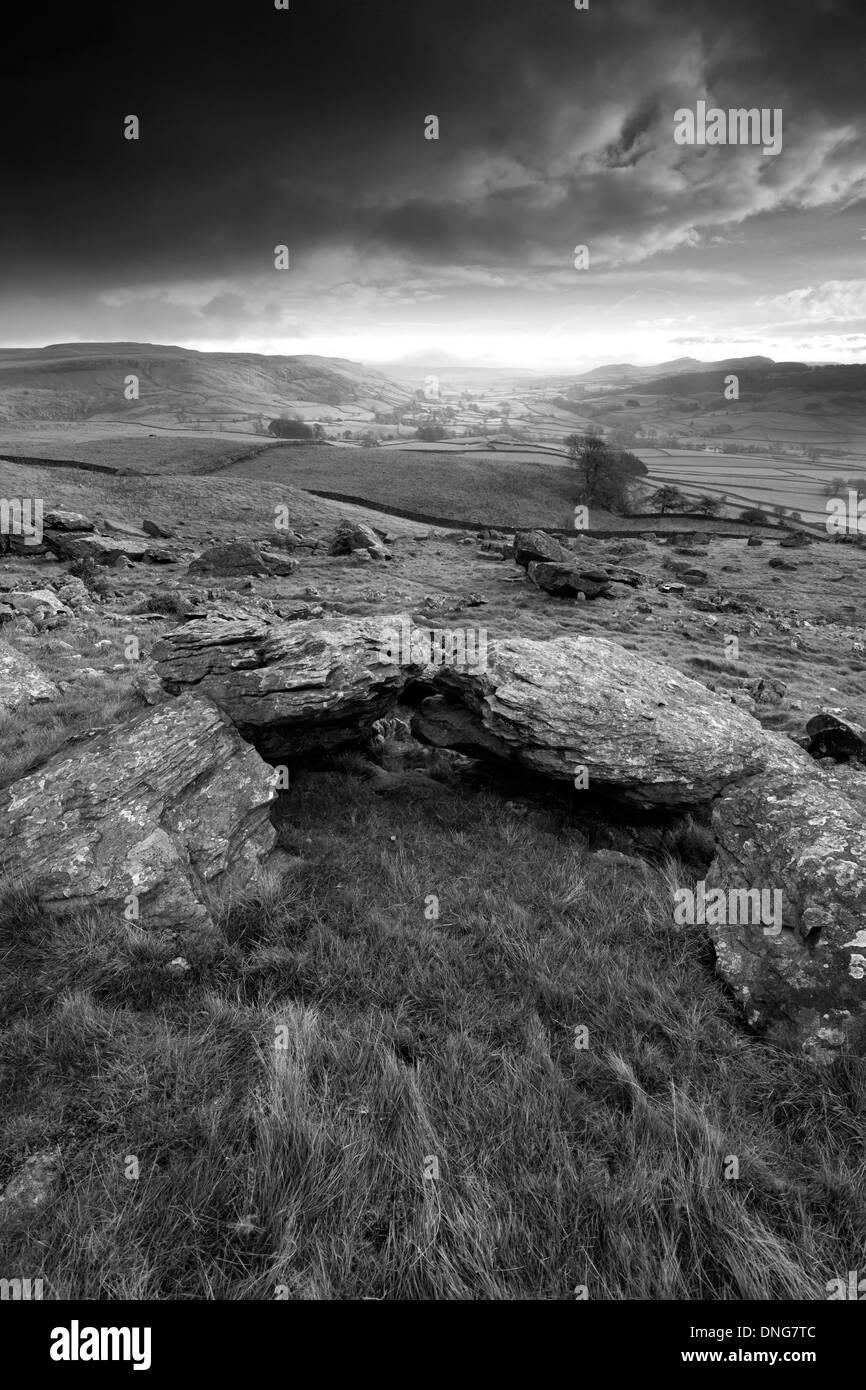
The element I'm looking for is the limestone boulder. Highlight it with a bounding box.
[152,613,422,758]
[527,561,612,599]
[0,694,282,934]
[0,639,59,712]
[44,531,151,565]
[187,541,298,577]
[512,529,572,569]
[708,735,866,1060]
[328,520,391,560]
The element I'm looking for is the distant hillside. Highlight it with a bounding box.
[0,343,413,426]
[643,361,866,397]
[567,356,776,388]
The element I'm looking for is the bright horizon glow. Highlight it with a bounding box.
[7,329,863,375]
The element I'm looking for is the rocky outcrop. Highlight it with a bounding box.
[512,529,572,568]
[155,612,767,804]
[44,531,152,565]
[527,561,612,600]
[187,541,298,577]
[804,709,866,764]
[5,590,73,630]
[708,734,866,1061]
[0,694,281,934]
[152,613,421,757]
[43,509,94,531]
[414,632,770,806]
[515,531,643,598]
[328,520,391,560]
[144,607,866,1056]
[0,639,59,711]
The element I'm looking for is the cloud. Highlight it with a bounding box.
[756,279,866,324]
[3,0,866,358]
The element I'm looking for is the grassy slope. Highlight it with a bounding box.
[1,762,863,1299]
[216,444,580,529]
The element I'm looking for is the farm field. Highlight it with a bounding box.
[0,421,276,474]
[4,420,852,532]
[215,442,580,528]
[640,449,866,525]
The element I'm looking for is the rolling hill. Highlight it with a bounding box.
[0,343,413,427]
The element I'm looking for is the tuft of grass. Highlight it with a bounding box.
[0,764,863,1299]
[0,682,144,788]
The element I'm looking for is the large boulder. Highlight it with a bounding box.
[804,709,866,764]
[328,520,390,560]
[7,589,72,625]
[187,541,298,577]
[141,518,175,539]
[0,694,282,935]
[512,529,572,569]
[152,613,423,758]
[527,561,612,599]
[0,639,59,711]
[708,735,866,1060]
[44,531,151,565]
[412,632,768,806]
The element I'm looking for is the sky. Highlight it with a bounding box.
[2,0,866,371]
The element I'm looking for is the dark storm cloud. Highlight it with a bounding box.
[1,0,865,302]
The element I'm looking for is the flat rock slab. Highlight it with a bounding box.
[0,638,59,712]
[0,693,281,933]
[99,517,150,539]
[43,509,94,532]
[44,531,151,564]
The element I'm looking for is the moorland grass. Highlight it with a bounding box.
[1,763,863,1299]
